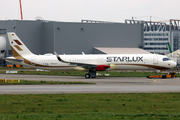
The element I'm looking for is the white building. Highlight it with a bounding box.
[126,19,180,55]
[144,31,169,54]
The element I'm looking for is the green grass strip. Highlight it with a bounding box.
[0,93,180,119]
[0,80,95,85]
[0,70,179,77]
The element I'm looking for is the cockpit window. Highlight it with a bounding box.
[162,58,171,61]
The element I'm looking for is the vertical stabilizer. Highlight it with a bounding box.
[7,32,34,59]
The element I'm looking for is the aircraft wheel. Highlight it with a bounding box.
[85,74,90,79]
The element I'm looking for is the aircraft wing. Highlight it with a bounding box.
[69,62,97,69]
[54,52,97,69]
[5,57,24,63]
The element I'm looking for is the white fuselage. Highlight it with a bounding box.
[6,54,176,71]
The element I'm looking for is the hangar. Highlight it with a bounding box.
[0,19,144,66]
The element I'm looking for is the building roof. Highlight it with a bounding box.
[94,47,152,54]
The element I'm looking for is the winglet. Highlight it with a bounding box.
[82,52,85,55]
[54,52,67,63]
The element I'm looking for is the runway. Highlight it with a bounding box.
[0,74,180,94]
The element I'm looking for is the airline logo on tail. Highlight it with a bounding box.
[11,34,23,51]
[14,40,23,45]
[14,45,23,51]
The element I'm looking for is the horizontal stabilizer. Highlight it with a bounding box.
[5,57,24,63]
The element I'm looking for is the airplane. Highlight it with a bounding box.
[5,32,176,78]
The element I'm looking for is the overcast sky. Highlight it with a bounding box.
[0,0,180,23]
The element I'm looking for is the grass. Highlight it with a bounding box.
[0,70,179,77]
[0,67,179,77]
[0,67,34,70]
[0,93,180,119]
[0,80,95,85]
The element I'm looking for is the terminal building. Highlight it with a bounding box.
[126,19,180,54]
[0,19,144,66]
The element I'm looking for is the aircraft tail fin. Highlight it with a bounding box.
[7,32,34,59]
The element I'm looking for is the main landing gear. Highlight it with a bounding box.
[85,69,96,79]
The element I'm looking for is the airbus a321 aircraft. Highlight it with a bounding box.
[5,32,176,78]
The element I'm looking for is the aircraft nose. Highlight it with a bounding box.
[171,61,177,68]
[173,61,177,67]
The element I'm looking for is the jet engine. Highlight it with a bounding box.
[0,36,6,60]
[95,65,110,71]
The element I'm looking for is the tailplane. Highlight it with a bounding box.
[7,32,34,59]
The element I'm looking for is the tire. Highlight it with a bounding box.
[162,75,166,79]
[147,76,152,79]
[4,65,7,67]
[13,64,16,68]
[85,74,90,79]
[161,75,164,79]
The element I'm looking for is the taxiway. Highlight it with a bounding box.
[0,74,180,94]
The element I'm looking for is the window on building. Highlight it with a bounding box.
[144,48,168,50]
[144,43,167,46]
[163,38,168,41]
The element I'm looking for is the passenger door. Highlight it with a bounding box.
[153,55,158,64]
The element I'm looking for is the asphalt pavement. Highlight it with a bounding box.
[0,74,180,94]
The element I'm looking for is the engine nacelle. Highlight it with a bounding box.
[95,65,110,71]
[0,36,6,60]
